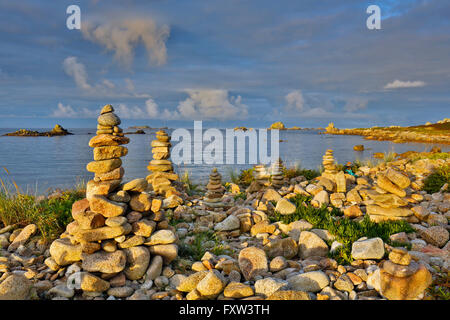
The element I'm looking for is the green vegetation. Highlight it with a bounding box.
[0,169,84,241]
[270,194,414,264]
[410,152,450,162]
[427,268,450,300]
[178,231,231,261]
[423,164,450,194]
[233,192,247,201]
[283,164,321,181]
[180,170,200,196]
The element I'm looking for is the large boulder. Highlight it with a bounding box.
[0,275,32,300]
[238,247,268,281]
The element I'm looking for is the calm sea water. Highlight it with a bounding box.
[0,128,448,195]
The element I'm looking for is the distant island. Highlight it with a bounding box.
[323,119,450,144]
[3,124,73,137]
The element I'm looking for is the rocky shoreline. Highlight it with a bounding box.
[0,107,449,301]
[323,120,450,145]
[3,125,72,137]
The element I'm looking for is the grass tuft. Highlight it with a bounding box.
[423,164,450,194]
[0,169,84,241]
[270,194,414,264]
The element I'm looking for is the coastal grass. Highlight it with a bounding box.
[423,164,450,194]
[178,230,231,262]
[283,164,321,181]
[270,194,414,264]
[0,168,84,241]
[180,170,200,196]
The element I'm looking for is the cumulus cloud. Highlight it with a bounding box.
[110,90,248,120]
[175,89,248,120]
[63,57,91,90]
[384,80,426,89]
[81,18,170,68]
[284,90,305,112]
[280,89,371,120]
[63,56,151,98]
[50,102,97,118]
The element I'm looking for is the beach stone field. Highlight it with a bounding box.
[0,105,449,301]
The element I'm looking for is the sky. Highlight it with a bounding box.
[0,0,449,129]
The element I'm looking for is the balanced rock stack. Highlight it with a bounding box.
[322,149,338,179]
[87,105,128,194]
[379,247,432,300]
[270,158,285,189]
[254,164,270,186]
[365,168,414,222]
[146,130,178,196]
[45,106,179,297]
[203,168,226,208]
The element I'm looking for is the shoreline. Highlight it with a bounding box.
[323,121,450,145]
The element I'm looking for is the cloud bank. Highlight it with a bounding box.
[384,80,426,89]
[81,18,170,68]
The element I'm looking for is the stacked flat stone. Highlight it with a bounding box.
[146,130,178,196]
[253,164,270,186]
[365,168,413,222]
[270,158,285,189]
[203,168,226,208]
[322,149,338,175]
[46,106,178,297]
[87,105,128,195]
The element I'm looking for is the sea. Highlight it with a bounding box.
[0,128,448,195]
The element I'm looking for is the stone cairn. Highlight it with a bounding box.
[47,105,178,296]
[202,168,225,208]
[146,130,178,196]
[253,164,270,187]
[322,149,338,176]
[270,158,285,189]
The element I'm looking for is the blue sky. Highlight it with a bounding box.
[0,0,449,129]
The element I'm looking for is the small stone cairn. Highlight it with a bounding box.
[322,149,338,177]
[146,130,178,196]
[379,247,432,300]
[270,158,285,189]
[202,168,225,208]
[254,164,270,186]
[46,105,178,296]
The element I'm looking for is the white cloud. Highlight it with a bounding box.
[384,80,426,89]
[63,56,151,98]
[284,89,305,112]
[81,18,170,68]
[63,57,91,90]
[280,90,371,120]
[50,102,97,118]
[175,89,248,120]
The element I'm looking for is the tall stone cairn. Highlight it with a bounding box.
[322,149,338,178]
[146,130,178,196]
[203,168,225,208]
[270,158,285,189]
[46,105,178,297]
